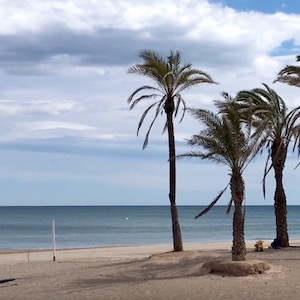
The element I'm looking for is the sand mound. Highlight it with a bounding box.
[202,259,271,276]
[147,250,221,263]
[138,251,218,278]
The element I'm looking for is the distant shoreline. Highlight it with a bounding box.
[2,239,300,255]
[1,205,298,207]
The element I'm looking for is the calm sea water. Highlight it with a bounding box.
[0,206,300,250]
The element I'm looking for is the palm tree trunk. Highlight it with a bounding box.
[231,171,246,261]
[166,108,183,252]
[273,164,289,247]
[272,143,289,247]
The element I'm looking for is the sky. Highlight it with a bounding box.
[0,0,300,206]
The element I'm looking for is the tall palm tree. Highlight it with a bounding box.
[128,50,216,251]
[236,84,300,247]
[177,94,262,261]
[275,55,300,87]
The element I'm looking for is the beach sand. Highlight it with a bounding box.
[1,241,300,300]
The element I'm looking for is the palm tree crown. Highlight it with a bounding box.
[236,84,300,194]
[275,55,300,87]
[128,50,216,148]
[182,100,259,173]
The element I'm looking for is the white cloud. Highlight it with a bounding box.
[22,121,96,131]
[0,99,77,116]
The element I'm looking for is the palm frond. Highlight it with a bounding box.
[174,94,186,122]
[292,125,300,155]
[226,197,234,214]
[262,151,272,199]
[294,162,300,169]
[275,55,300,87]
[129,94,160,110]
[284,106,300,140]
[185,101,262,170]
[176,74,217,94]
[142,106,162,149]
[275,75,300,87]
[188,107,223,129]
[240,130,266,172]
[136,101,162,136]
[195,184,229,219]
[186,134,228,162]
[177,151,226,165]
[128,86,161,105]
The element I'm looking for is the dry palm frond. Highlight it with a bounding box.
[195,184,229,219]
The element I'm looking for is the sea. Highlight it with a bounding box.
[1,206,300,251]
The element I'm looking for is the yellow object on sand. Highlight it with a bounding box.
[255,240,264,252]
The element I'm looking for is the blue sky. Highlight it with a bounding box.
[0,0,299,206]
[212,0,300,13]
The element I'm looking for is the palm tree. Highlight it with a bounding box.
[127,50,216,251]
[275,55,300,87]
[236,84,300,247]
[177,94,262,261]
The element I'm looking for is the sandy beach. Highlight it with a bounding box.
[1,240,300,300]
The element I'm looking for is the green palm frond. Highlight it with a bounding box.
[238,85,286,117]
[236,84,289,141]
[240,132,267,177]
[185,128,230,165]
[214,92,240,114]
[181,93,262,171]
[275,55,300,87]
[250,84,287,118]
[284,106,300,141]
[277,65,300,76]
[275,76,300,87]
[188,108,223,130]
[176,70,216,93]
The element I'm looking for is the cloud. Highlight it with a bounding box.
[0,0,299,77]
[0,99,77,116]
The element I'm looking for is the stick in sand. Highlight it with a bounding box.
[52,220,56,262]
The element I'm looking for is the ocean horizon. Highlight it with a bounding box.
[1,205,299,251]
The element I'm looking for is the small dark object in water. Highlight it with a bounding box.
[0,278,15,284]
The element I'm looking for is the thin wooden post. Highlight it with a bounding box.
[52,220,56,262]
